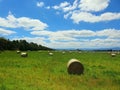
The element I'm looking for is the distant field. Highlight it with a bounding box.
[0,51,120,90]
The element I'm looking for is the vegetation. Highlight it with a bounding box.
[0,37,53,51]
[0,51,120,90]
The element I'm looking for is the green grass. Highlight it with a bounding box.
[0,51,120,90]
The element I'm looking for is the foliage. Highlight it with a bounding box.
[0,37,52,51]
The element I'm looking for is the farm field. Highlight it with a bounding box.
[0,51,120,90]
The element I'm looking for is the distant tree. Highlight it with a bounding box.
[0,37,53,51]
[0,37,8,50]
[29,42,38,51]
[19,40,29,51]
[12,40,20,50]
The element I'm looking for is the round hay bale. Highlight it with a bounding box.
[17,50,21,54]
[78,51,81,53]
[62,51,65,54]
[67,59,84,75]
[111,53,116,57]
[49,52,53,56]
[21,52,28,57]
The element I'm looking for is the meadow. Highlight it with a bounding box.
[0,51,120,90]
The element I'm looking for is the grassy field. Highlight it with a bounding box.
[0,51,120,90]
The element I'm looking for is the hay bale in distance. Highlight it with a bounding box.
[62,51,65,54]
[17,50,21,54]
[49,52,53,56]
[111,53,116,57]
[67,59,84,75]
[21,52,28,57]
[78,51,81,53]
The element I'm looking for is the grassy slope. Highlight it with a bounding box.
[0,51,120,90]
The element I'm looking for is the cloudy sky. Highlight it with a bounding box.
[0,0,120,49]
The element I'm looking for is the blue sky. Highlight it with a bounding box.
[0,0,120,49]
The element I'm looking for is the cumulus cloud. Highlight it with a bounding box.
[0,28,16,35]
[31,31,52,36]
[31,29,96,41]
[53,1,70,10]
[52,0,120,23]
[90,38,120,47]
[70,12,120,23]
[31,30,76,42]
[79,0,110,12]
[12,28,120,49]
[36,2,44,7]
[31,29,120,39]
[0,12,48,30]
[15,37,120,49]
[46,37,120,49]
[52,0,78,12]
[97,29,120,38]
[53,0,110,12]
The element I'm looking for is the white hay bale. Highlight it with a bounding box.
[78,51,81,53]
[67,59,84,75]
[49,52,53,56]
[111,53,116,57]
[21,52,28,57]
[17,50,21,54]
[62,51,65,54]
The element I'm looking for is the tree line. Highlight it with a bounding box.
[0,37,53,51]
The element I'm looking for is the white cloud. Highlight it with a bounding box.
[0,12,48,30]
[20,37,119,49]
[47,37,120,49]
[70,12,120,23]
[30,28,120,49]
[79,0,110,12]
[0,14,17,28]
[10,28,120,49]
[97,29,120,38]
[31,29,120,39]
[36,2,44,7]
[17,17,48,30]
[31,31,52,36]
[63,0,79,12]
[45,6,50,9]
[53,0,78,12]
[90,38,120,47]
[53,1,70,10]
[31,30,76,42]
[31,29,96,40]
[53,0,110,12]
[11,28,120,49]
[64,11,72,19]
[0,28,16,35]
[52,0,120,23]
